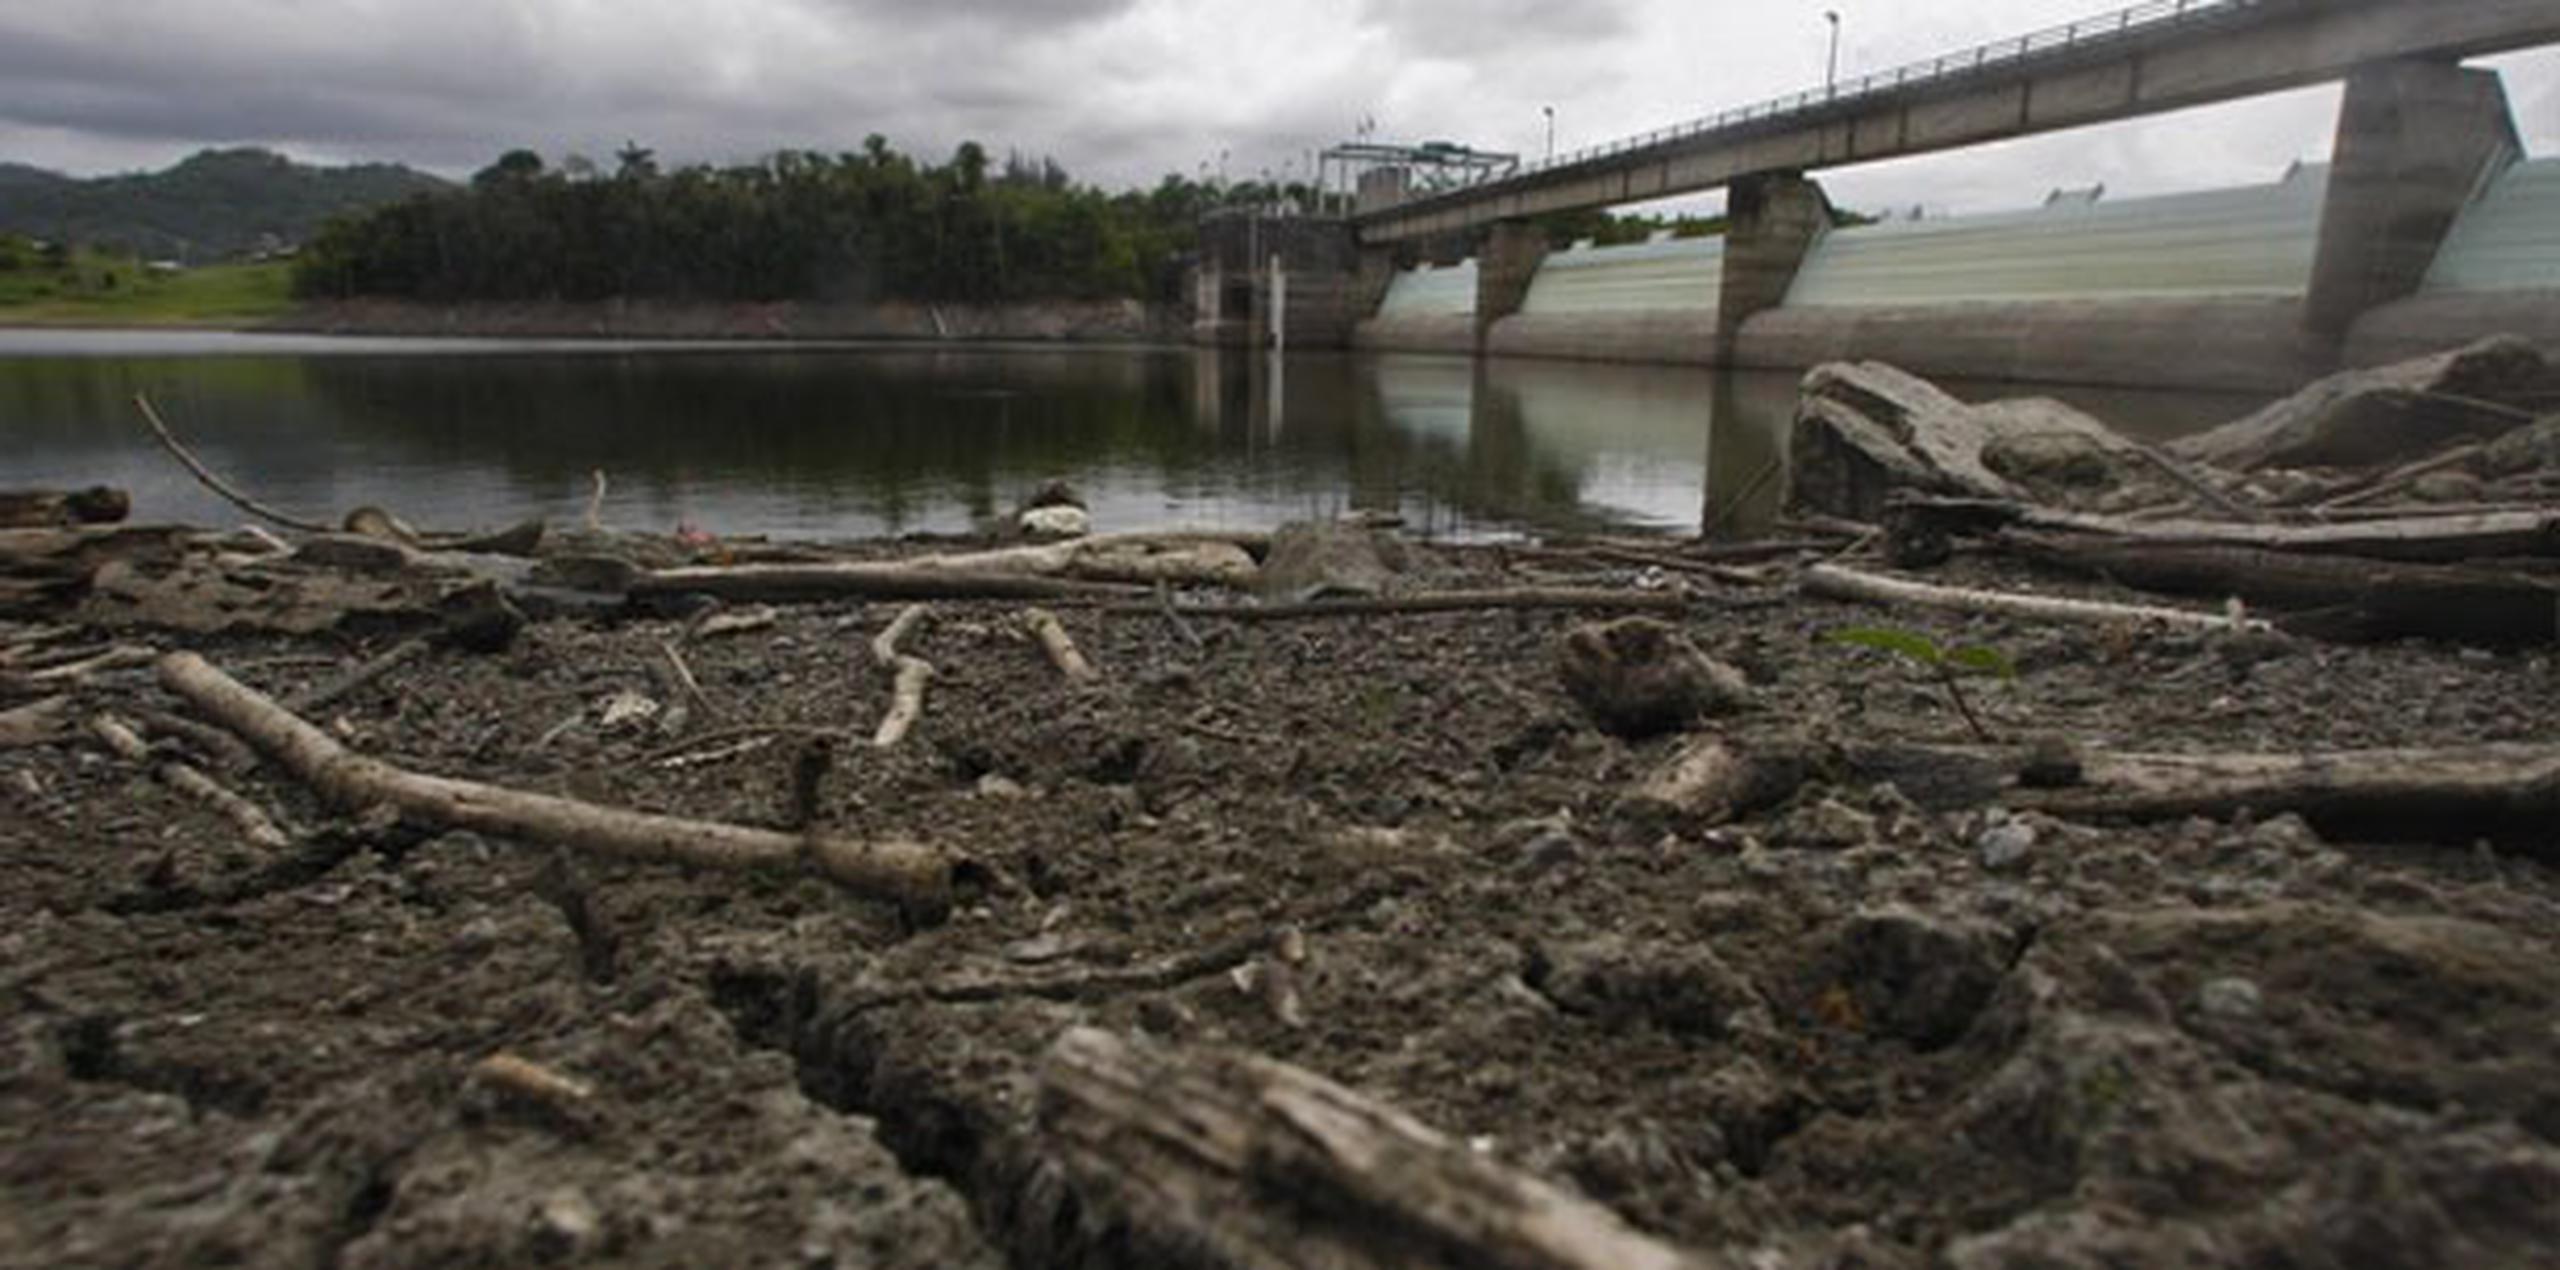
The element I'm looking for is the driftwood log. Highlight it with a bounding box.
[869,604,934,748]
[156,652,954,917]
[1037,1026,1715,1270]
[0,487,129,530]
[1800,563,2267,633]
[1132,588,1693,622]
[1895,497,2560,563]
[1997,533,2560,645]
[634,532,1262,603]
[1627,733,2560,855]
[1020,608,1100,682]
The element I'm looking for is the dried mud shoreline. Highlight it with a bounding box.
[5,532,2558,1269]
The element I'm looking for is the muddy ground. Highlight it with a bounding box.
[5,541,2558,1268]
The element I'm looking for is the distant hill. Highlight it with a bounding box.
[0,148,449,264]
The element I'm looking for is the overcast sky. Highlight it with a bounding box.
[3,0,2554,215]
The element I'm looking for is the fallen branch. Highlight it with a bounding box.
[1038,1027,1712,1270]
[655,638,713,721]
[26,644,157,683]
[1155,579,1204,650]
[1801,563,2267,633]
[1621,733,2560,854]
[1127,588,1692,623]
[90,711,291,849]
[870,604,934,748]
[286,637,428,715]
[633,531,1264,603]
[1021,607,1100,682]
[156,652,953,917]
[133,393,333,534]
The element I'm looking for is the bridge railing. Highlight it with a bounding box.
[1391,0,2280,209]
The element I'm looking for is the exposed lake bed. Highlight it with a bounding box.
[5,330,2559,1267]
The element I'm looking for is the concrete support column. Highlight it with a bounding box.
[1474,220,1548,352]
[2305,58,2519,338]
[1353,245,1399,324]
[1716,172,1832,361]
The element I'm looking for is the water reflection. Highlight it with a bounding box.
[0,334,2260,540]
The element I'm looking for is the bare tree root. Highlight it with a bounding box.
[156,651,954,918]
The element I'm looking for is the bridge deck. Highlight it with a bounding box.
[1352,0,2560,244]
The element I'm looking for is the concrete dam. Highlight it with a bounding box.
[1345,155,2560,391]
[1192,0,2560,392]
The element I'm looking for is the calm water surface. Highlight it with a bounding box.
[0,331,2263,540]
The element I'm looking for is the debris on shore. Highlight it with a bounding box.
[5,346,2558,1267]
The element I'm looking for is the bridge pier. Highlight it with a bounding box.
[1473,221,1549,354]
[2306,57,2522,339]
[1715,173,1831,361]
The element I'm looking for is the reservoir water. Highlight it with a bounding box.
[0,331,2263,540]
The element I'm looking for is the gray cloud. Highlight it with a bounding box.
[0,0,2548,219]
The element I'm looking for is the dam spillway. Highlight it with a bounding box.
[1344,156,2560,391]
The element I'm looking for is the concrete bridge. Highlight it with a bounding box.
[1195,0,2560,389]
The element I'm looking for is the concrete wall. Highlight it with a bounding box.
[1731,297,2331,393]
[1485,312,1719,364]
[2305,57,2521,335]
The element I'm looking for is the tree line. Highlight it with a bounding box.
[291,137,1759,306]
[292,140,1246,305]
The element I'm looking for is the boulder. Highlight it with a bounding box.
[1789,361,2192,521]
[2172,335,2553,472]
[1555,617,1751,739]
[1254,519,1405,602]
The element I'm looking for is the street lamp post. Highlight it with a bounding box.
[1543,106,1555,161]
[1824,11,1841,93]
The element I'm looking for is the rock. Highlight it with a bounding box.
[2477,413,2560,476]
[1775,796,1879,851]
[2172,335,2552,472]
[1556,617,1751,739]
[1014,481,1089,539]
[596,691,660,733]
[1789,361,2183,520]
[2195,976,2263,1022]
[428,578,526,654]
[1819,908,2007,1048]
[1976,815,2036,872]
[1018,505,1091,538]
[529,1186,602,1259]
[528,553,644,593]
[1516,826,1585,876]
[292,533,418,574]
[974,773,1028,800]
[2407,470,2486,503]
[1531,936,1763,1037]
[1254,519,1406,601]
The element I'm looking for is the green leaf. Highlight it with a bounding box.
[1941,644,2018,680]
[1825,626,1944,666]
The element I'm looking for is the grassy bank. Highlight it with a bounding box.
[0,246,293,326]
